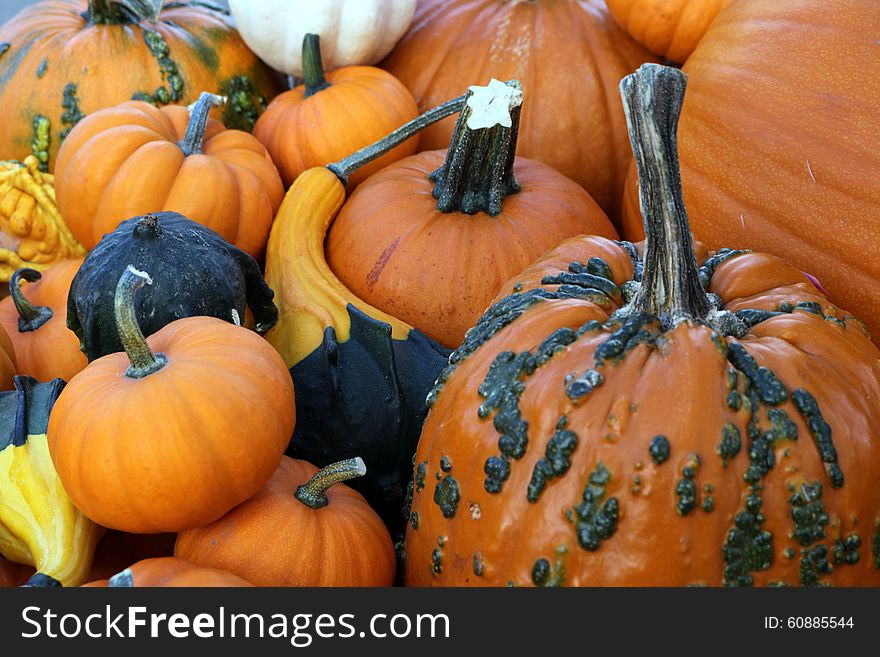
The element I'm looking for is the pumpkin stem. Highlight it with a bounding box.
[328,94,468,186]
[179,92,227,157]
[294,457,367,509]
[85,0,163,25]
[9,268,53,333]
[620,64,711,327]
[115,265,167,379]
[302,34,331,98]
[429,79,523,216]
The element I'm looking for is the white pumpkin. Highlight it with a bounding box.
[229,0,417,76]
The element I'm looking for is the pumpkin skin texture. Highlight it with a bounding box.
[0,261,86,382]
[229,0,416,77]
[48,268,295,533]
[381,0,659,215]
[55,92,284,257]
[404,65,880,587]
[0,0,280,173]
[620,0,880,340]
[84,557,252,587]
[67,212,278,362]
[0,157,87,282]
[176,457,396,587]
[606,0,732,63]
[0,323,15,391]
[254,35,419,189]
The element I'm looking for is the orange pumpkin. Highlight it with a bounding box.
[47,265,295,533]
[620,0,880,340]
[176,456,395,587]
[0,0,280,172]
[84,557,252,587]
[254,34,419,189]
[403,65,880,587]
[0,260,86,382]
[55,92,284,258]
[0,323,15,391]
[327,79,617,348]
[606,0,732,63]
[382,0,658,215]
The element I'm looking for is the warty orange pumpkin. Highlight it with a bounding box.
[176,456,396,587]
[403,64,880,587]
[47,265,295,533]
[0,260,86,382]
[326,78,618,349]
[253,34,419,189]
[0,0,280,172]
[55,91,284,258]
[620,0,880,340]
[382,0,659,215]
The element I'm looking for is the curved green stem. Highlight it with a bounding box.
[620,64,710,328]
[179,92,226,156]
[85,0,163,25]
[294,457,366,509]
[114,265,167,379]
[302,34,330,97]
[9,268,53,333]
[430,79,523,216]
[328,94,468,186]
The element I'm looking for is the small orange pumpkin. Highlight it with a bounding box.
[84,557,252,587]
[176,456,396,587]
[0,323,15,391]
[254,34,419,189]
[47,265,295,533]
[55,92,284,258]
[0,260,86,382]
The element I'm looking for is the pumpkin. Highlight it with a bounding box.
[0,323,15,391]
[67,212,278,362]
[48,265,295,533]
[1,376,102,587]
[229,0,416,77]
[265,96,468,531]
[176,457,395,587]
[606,0,732,63]
[55,91,283,257]
[253,34,419,189]
[84,557,252,587]
[88,531,176,582]
[0,157,87,282]
[403,64,880,587]
[0,0,280,172]
[327,78,618,349]
[620,0,880,340]
[381,0,658,215]
[0,261,86,382]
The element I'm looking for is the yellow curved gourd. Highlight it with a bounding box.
[0,377,101,587]
[0,157,87,281]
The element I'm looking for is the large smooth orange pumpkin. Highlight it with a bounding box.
[0,260,86,382]
[327,79,617,348]
[404,64,880,587]
[620,0,880,340]
[382,0,658,215]
[606,0,732,63]
[0,0,280,172]
[176,456,396,587]
[55,92,283,258]
[254,34,419,189]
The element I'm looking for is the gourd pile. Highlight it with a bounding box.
[0,0,877,588]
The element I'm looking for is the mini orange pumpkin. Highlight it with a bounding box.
[254,34,419,189]
[176,456,395,587]
[84,557,252,587]
[0,260,86,382]
[47,265,295,533]
[55,92,284,258]
[326,79,618,348]
[0,324,15,391]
